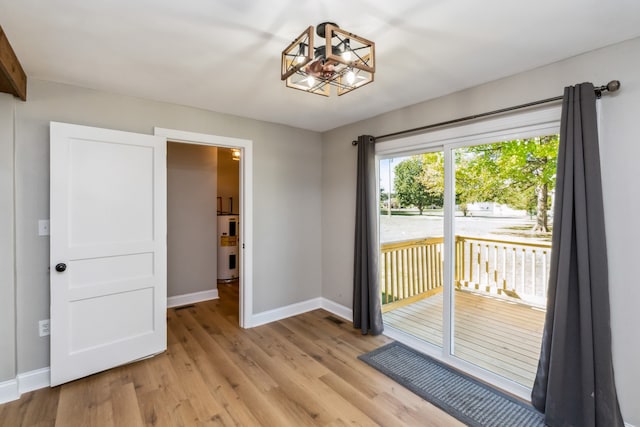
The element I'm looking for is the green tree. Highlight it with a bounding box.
[456,135,559,231]
[419,152,445,205]
[394,155,443,214]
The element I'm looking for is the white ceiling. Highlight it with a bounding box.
[1,0,640,132]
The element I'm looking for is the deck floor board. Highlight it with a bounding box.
[383,290,545,388]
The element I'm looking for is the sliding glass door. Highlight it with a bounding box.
[379,152,444,348]
[451,137,556,387]
[377,118,559,394]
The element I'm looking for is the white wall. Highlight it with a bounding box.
[0,79,322,377]
[167,142,218,297]
[321,36,640,425]
[0,93,16,382]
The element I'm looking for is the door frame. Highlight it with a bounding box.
[154,127,253,328]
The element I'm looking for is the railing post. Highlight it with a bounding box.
[454,235,461,287]
[393,250,399,301]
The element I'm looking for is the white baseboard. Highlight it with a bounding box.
[167,289,218,308]
[247,297,353,328]
[18,367,50,394]
[249,297,323,327]
[0,378,18,404]
[320,298,353,322]
[0,367,51,404]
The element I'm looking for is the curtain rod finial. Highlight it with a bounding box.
[595,80,620,98]
[607,80,621,93]
[352,140,358,145]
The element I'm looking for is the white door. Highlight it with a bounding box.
[50,122,167,386]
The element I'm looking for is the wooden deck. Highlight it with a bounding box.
[383,290,546,387]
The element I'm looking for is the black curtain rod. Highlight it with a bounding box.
[352,80,620,145]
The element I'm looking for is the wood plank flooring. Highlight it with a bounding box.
[0,283,463,426]
[383,290,545,387]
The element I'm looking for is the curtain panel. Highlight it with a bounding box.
[531,83,624,427]
[353,135,384,335]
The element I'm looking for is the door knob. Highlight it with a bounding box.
[55,263,67,272]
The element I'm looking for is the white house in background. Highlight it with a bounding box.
[465,202,527,217]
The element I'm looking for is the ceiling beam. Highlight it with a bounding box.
[0,25,27,101]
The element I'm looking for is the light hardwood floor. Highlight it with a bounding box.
[0,283,463,426]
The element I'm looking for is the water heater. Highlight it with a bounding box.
[217,215,239,282]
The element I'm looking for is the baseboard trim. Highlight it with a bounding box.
[0,367,51,404]
[249,297,323,327]
[167,289,218,308]
[320,298,353,322]
[0,378,18,404]
[246,297,353,328]
[18,367,50,394]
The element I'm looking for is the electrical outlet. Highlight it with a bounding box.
[39,319,50,337]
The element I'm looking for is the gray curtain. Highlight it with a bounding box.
[353,135,384,335]
[531,83,624,426]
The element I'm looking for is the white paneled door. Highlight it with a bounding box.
[50,122,167,386]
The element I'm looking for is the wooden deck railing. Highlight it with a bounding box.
[380,237,445,312]
[380,235,551,312]
[455,235,551,305]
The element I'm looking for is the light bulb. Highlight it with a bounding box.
[346,70,356,85]
[296,55,305,64]
[307,76,315,87]
[342,51,352,62]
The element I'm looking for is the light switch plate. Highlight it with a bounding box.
[39,319,50,337]
[38,219,50,236]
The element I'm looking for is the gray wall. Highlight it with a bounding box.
[0,78,322,376]
[0,93,16,382]
[167,142,218,298]
[321,37,640,425]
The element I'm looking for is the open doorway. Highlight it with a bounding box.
[155,127,253,328]
[216,147,241,317]
[166,142,220,306]
[166,143,240,322]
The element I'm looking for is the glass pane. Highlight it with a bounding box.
[380,153,444,348]
[452,136,556,387]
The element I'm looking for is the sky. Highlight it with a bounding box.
[379,156,408,193]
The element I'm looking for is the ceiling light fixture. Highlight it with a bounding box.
[281,22,375,96]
